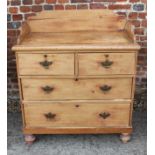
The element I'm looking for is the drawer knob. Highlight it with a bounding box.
[44,112,56,120]
[42,86,54,93]
[99,112,111,119]
[101,60,113,68]
[100,85,111,92]
[39,60,53,69]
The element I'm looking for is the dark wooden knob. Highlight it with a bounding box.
[99,112,111,119]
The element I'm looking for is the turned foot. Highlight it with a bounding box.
[120,133,131,143]
[24,134,36,144]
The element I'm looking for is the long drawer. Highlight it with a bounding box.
[17,53,74,75]
[78,53,135,75]
[21,78,132,100]
[24,103,130,127]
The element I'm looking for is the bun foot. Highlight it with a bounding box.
[120,133,131,143]
[24,134,36,144]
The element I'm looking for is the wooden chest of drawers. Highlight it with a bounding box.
[12,10,140,144]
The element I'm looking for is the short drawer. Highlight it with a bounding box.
[24,103,130,127]
[78,53,135,75]
[17,53,74,75]
[22,78,132,100]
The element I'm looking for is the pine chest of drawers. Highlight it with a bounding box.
[12,10,140,144]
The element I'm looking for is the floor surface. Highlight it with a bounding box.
[7,111,146,155]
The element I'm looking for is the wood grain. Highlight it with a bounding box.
[24,103,130,128]
[17,53,74,75]
[28,10,117,20]
[17,22,30,45]
[22,100,131,104]
[17,31,132,45]
[12,31,140,51]
[28,10,126,33]
[12,10,139,139]
[12,10,140,51]
[124,21,136,42]
[21,78,132,100]
[13,44,140,51]
[23,127,132,134]
[78,53,136,75]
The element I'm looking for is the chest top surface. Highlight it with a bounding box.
[12,10,140,51]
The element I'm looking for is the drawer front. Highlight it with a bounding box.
[18,53,74,75]
[24,103,130,127]
[78,53,135,75]
[22,78,132,100]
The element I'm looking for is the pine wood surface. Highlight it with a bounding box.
[17,52,135,76]
[21,78,132,101]
[18,53,74,75]
[23,127,132,134]
[28,10,126,33]
[24,103,130,128]
[12,10,140,140]
[12,31,140,51]
[12,10,140,51]
[78,53,136,75]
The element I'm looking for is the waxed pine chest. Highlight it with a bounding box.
[12,10,140,144]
